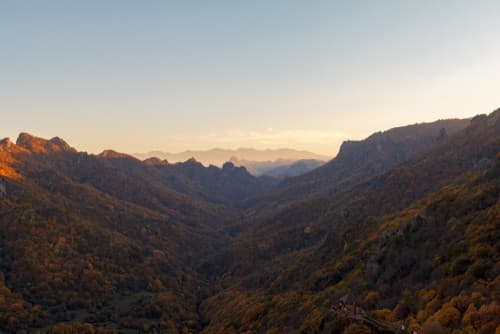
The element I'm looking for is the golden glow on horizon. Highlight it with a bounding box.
[1,2,499,156]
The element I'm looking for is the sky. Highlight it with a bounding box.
[1,1,499,157]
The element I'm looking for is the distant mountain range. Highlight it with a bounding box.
[230,157,325,177]
[134,148,330,167]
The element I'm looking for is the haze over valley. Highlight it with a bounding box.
[134,148,328,177]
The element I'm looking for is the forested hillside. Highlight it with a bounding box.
[200,110,499,333]
[0,110,498,333]
[0,134,241,333]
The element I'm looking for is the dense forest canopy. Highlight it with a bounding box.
[0,109,498,333]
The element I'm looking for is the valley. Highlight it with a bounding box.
[0,110,498,333]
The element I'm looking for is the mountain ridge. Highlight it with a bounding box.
[134,147,330,167]
[230,157,326,177]
[244,117,472,210]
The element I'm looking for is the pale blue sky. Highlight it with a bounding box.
[1,1,499,156]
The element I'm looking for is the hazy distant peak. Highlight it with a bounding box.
[134,148,330,167]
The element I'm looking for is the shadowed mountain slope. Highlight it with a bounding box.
[0,134,244,332]
[199,110,499,333]
[0,134,277,332]
[248,118,471,210]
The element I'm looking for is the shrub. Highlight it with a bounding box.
[421,321,449,334]
[342,323,371,334]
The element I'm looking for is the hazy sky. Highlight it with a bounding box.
[1,1,499,156]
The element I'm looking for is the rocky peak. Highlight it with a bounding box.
[144,157,169,165]
[488,108,500,126]
[0,138,13,149]
[470,114,488,126]
[16,133,38,148]
[50,137,76,152]
[98,150,135,159]
[0,137,30,156]
[16,133,75,153]
[222,161,235,170]
[184,157,203,166]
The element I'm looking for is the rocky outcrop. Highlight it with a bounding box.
[143,157,169,165]
[222,161,236,170]
[16,132,75,153]
[0,137,13,149]
[98,150,136,159]
[49,136,76,152]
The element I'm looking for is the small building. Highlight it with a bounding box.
[338,293,359,314]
